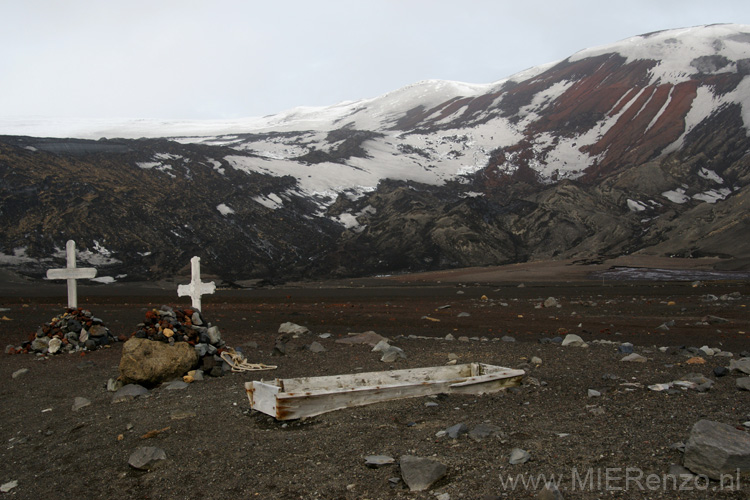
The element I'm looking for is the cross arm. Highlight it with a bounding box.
[47,268,97,280]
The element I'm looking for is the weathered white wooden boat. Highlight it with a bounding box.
[245,363,525,420]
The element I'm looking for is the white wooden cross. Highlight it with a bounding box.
[177,256,215,311]
[46,240,97,309]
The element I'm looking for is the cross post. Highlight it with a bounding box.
[177,256,216,311]
[46,240,97,309]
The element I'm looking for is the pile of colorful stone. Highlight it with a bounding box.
[131,305,228,376]
[7,308,118,355]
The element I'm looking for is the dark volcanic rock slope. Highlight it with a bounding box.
[1,24,749,281]
[0,138,341,281]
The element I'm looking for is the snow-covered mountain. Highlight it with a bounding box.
[1,24,749,282]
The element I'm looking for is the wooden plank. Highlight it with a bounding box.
[275,378,465,420]
[281,363,476,393]
[245,381,280,417]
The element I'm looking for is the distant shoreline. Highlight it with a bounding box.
[1,256,747,299]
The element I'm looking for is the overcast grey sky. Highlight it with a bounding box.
[1,0,749,121]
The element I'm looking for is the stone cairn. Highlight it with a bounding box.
[130,305,227,377]
[6,308,118,355]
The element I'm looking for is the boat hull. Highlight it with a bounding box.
[245,363,524,420]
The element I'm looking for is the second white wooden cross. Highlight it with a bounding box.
[177,256,216,311]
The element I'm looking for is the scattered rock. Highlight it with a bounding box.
[699,345,715,356]
[272,337,287,356]
[112,384,149,403]
[307,341,327,353]
[682,373,714,391]
[0,480,18,493]
[501,336,516,342]
[206,326,221,344]
[620,353,647,363]
[335,331,388,346]
[364,455,395,468]
[11,368,29,379]
[702,315,729,324]
[119,337,199,386]
[737,377,750,391]
[509,448,531,465]
[670,442,687,453]
[191,311,203,326]
[170,410,196,420]
[31,336,49,352]
[588,389,601,398]
[618,343,634,354]
[445,423,469,439]
[278,322,309,336]
[106,378,123,392]
[685,357,706,365]
[561,334,585,347]
[72,397,91,411]
[373,340,406,362]
[536,481,564,500]
[524,376,541,386]
[469,423,501,442]
[729,358,750,375]
[713,367,729,378]
[164,380,189,390]
[667,463,694,480]
[399,455,447,492]
[48,337,62,354]
[531,356,542,365]
[543,297,558,308]
[683,419,750,480]
[648,383,672,392]
[128,446,167,471]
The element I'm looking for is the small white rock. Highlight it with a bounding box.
[0,480,18,493]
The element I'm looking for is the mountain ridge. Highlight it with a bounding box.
[1,23,748,283]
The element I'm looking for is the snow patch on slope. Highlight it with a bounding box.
[571,24,750,84]
[216,203,235,215]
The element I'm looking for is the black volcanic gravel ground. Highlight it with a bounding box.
[1,275,749,499]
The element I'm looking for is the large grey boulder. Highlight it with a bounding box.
[683,420,750,480]
[399,455,447,492]
[119,338,198,386]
